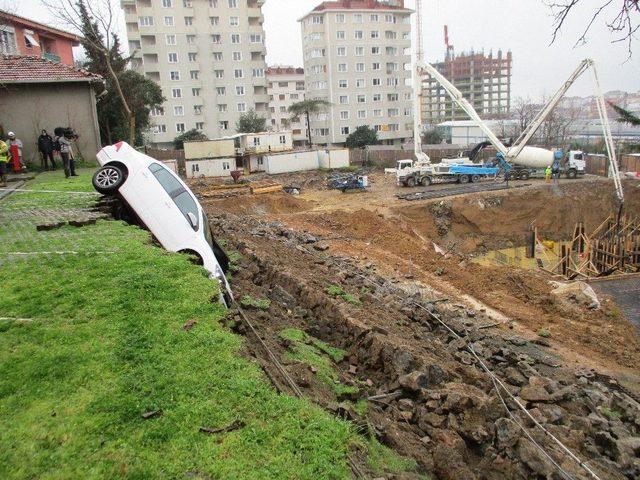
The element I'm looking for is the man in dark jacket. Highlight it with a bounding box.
[38,130,56,170]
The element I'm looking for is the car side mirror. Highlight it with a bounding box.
[187,212,198,230]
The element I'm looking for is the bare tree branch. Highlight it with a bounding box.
[546,0,639,57]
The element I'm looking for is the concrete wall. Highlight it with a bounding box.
[185,158,234,179]
[0,82,101,165]
[243,131,293,154]
[184,139,236,160]
[264,150,319,174]
[318,149,350,169]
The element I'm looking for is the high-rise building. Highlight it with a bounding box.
[121,0,269,148]
[422,50,512,125]
[299,0,414,146]
[266,66,308,147]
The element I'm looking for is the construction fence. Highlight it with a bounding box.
[350,145,470,168]
[585,154,640,176]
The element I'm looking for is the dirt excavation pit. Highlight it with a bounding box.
[195,174,640,479]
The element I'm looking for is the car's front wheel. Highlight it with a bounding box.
[93,165,125,195]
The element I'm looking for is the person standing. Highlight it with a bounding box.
[545,165,552,182]
[7,132,23,173]
[0,138,9,187]
[56,130,77,178]
[37,130,56,171]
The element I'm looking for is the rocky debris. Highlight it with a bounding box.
[36,221,65,231]
[429,201,452,236]
[398,371,429,392]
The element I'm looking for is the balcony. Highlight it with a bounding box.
[42,52,61,63]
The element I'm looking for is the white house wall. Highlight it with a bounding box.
[185,158,234,179]
[264,151,320,174]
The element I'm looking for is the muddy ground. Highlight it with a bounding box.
[196,173,640,479]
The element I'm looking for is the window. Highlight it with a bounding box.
[149,164,198,228]
[337,46,346,56]
[168,53,178,63]
[356,79,365,88]
[222,161,230,171]
[357,110,366,119]
[385,31,397,40]
[139,16,154,26]
[338,63,347,72]
[312,15,323,24]
[228,0,237,7]
[339,95,348,104]
[336,31,345,40]
[371,46,380,55]
[371,30,379,39]
[338,79,348,88]
[385,14,396,23]
[341,126,350,135]
[190,70,199,80]
[234,69,244,79]
[372,62,381,70]
[216,86,226,95]
[237,102,246,112]
[170,71,180,80]
[188,52,197,61]
[219,121,229,130]
[150,107,165,117]
[236,86,245,95]
[231,34,241,44]
[194,105,203,115]
[210,16,219,25]
[279,106,287,113]
[296,82,305,91]
[174,106,184,116]
[162,0,172,7]
[0,28,17,54]
[166,34,177,45]
[389,124,399,132]
[250,34,263,43]
[373,109,382,117]
[211,34,222,44]
[218,104,227,112]
[214,70,224,78]
[354,30,363,39]
[372,78,381,86]
[373,93,381,102]
[370,14,379,22]
[185,16,194,26]
[196,122,204,130]
[183,0,193,6]
[291,94,299,100]
[355,46,364,56]
[388,93,399,101]
[388,108,399,117]
[187,34,196,44]
[230,16,239,26]
[210,0,218,6]
[336,13,345,23]
[172,88,182,98]
[252,68,264,77]
[233,51,242,61]
[357,94,366,103]
[253,137,261,146]
[213,52,223,61]
[164,16,174,27]
[279,135,287,144]
[355,62,365,72]
[153,124,167,134]
[192,88,201,96]
[353,13,363,23]
[340,111,349,120]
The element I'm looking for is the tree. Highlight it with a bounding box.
[547,0,639,55]
[610,103,640,125]
[42,0,143,144]
[422,129,442,145]
[511,97,539,139]
[288,99,331,147]
[236,109,267,133]
[345,125,378,149]
[174,129,208,150]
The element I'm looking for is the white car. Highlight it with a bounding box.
[92,141,233,303]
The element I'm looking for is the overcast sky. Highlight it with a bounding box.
[7,0,640,99]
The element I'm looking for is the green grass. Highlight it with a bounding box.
[600,407,622,420]
[326,285,362,306]
[280,328,357,397]
[538,329,551,338]
[0,171,357,479]
[364,438,419,476]
[240,294,271,311]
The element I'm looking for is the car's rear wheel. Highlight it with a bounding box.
[93,165,125,195]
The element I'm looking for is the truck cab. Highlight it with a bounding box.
[564,150,585,178]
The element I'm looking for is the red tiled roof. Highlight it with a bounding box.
[266,66,305,75]
[312,0,408,12]
[0,55,103,83]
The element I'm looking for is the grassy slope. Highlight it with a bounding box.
[0,171,354,479]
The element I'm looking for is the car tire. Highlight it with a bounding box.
[459,174,470,184]
[519,170,531,181]
[422,176,432,186]
[406,177,416,187]
[93,165,125,195]
[471,174,480,183]
[566,169,577,179]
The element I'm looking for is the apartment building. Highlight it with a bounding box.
[299,0,414,146]
[266,66,307,146]
[122,0,269,148]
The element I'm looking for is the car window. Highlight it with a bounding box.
[149,163,199,230]
[173,190,199,229]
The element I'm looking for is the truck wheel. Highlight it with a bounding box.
[507,171,518,181]
[93,165,125,195]
[566,169,577,179]
[459,174,470,184]
[470,174,480,183]
[421,176,432,186]
[519,170,531,181]
[406,177,416,187]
